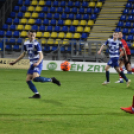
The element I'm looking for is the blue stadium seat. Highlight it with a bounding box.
[32,25,38,31]
[75,1,81,7]
[127,35,133,42]
[60,1,66,7]
[67,45,71,52]
[21,6,27,12]
[44,46,51,52]
[13,45,21,51]
[61,13,67,20]
[13,31,19,38]
[50,19,57,25]
[125,21,131,27]
[50,7,56,13]
[131,9,134,15]
[2,24,8,31]
[126,2,132,8]
[68,13,75,20]
[9,12,16,19]
[10,25,16,31]
[94,8,100,14]
[79,7,85,14]
[81,33,88,39]
[123,8,129,14]
[61,46,65,52]
[57,20,64,25]
[69,26,75,32]
[17,12,23,19]
[13,6,19,12]
[128,15,134,21]
[54,26,60,32]
[64,7,70,13]
[43,19,49,25]
[0,30,5,37]
[17,0,23,6]
[71,7,77,14]
[51,46,57,51]
[46,13,52,19]
[46,26,52,32]
[123,34,126,40]
[57,7,63,13]
[115,27,121,32]
[117,21,124,27]
[6,18,12,24]
[53,1,59,7]
[122,28,129,34]
[83,14,90,20]
[35,19,42,25]
[6,31,12,37]
[38,13,45,19]
[39,25,45,32]
[24,0,30,6]
[130,28,134,34]
[128,0,134,2]
[46,1,51,7]
[9,38,15,45]
[68,1,74,7]
[76,14,82,20]
[86,8,92,14]
[90,14,97,20]
[42,6,48,13]
[120,15,126,21]
[16,38,22,45]
[54,13,60,20]
[131,50,134,55]
[5,45,12,51]
[82,1,88,8]
[62,26,68,32]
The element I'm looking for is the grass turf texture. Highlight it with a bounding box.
[0,69,134,134]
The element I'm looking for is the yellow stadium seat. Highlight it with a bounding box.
[73,33,81,39]
[65,33,73,39]
[76,26,83,33]
[51,32,57,38]
[96,2,102,7]
[27,6,34,12]
[38,0,45,6]
[72,20,79,26]
[24,25,31,31]
[41,38,46,45]
[89,2,95,7]
[87,20,94,26]
[79,20,87,26]
[84,27,91,33]
[58,32,65,38]
[31,0,38,6]
[20,31,27,38]
[43,32,50,38]
[24,12,31,18]
[20,18,27,24]
[35,6,42,12]
[63,39,69,45]
[47,39,54,45]
[55,39,61,45]
[36,32,43,38]
[27,19,35,25]
[31,13,38,18]
[17,25,23,31]
[64,20,72,26]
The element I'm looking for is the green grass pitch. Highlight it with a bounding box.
[0,69,134,134]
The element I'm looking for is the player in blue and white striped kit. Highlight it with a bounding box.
[10,30,61,98]
[98,32,131,87]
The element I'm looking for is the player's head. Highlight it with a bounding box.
[113,32,119,40]
[118,31,123,40]
[28,30,36,41]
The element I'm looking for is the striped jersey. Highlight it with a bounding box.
[24,39,42,65]
[105,38,123,58]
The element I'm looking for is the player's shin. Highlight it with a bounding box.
[106,71,109,82]
[119,71,128,82]
[27,81,39,94]
[33,77,52,83]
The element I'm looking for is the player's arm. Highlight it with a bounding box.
[98,39,108,54]
[9,51,26,65]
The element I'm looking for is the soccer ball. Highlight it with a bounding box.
[60,61,71,71]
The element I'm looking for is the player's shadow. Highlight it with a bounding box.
[42,99,63,106]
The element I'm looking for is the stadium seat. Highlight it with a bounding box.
[53,1,59,7]
[65,33,73,39]
[44,46,51,52]
[94,8,100,14]
[13,31,19,38]
[21,6,27,12]
[79,20,87,26]
[50,19,57,25]
[75,1,81,7]
[89,2,96,7]
[128,15,134,21]
[61,13,67,20]
[41,38,46,46]
[9,38,15,45]
[79,7,85,14]
[10,25,16,31]
[0,30,5,37]
[57,7,63,13]
[131,9,134,15]
[69,26,75,32]
[122,28,129,34]
[62,26,68,32]
[27,6,34,12]
[71,7,77,14]
[54,13,60,20]
[68,1,74,7]
[115,27,121,32]
[24,25,31,31]
[17,0,23,6]
[38,13,45,20]
[55,39,61,45]
[83,14,90,20]
[17,12,23,18]
[35,6,42,13]
[126,2,132,8]
[20,31,27,38]
[46,26,52,32]
[76,26,83,33]
[127,35,133,42]
[46,13,52,19]
[57,20,64,26]
[64,20,72,25]
[43,32,50,38]
[13,6,19,12]
[96,2,102,8]
[6,18,12,24]
[39,25,45,32]
[86,8,92,14]
[24,12,31,18]
[46,1,51,7]
[13,45,21,52]
[117,21,124,27]
[81,33,88,39]
[50,7,56,13]
[36,32,43,38]
[58,32,65,38]
[5,45,12,51]
[84,27,91,33]
[125,21,131,27]
[123,9,129,14]
[31,0,38,6]
[54,26,60,32]
[32,25,38,31]
[6,31,12,37]
[68,14,75,20]
[51,32,58,38]
[31,13,38,19]
[72,20,79,26]
[76,14,82,20]
[64,7,70,13]
[87,20,94,26]
[17,25,23,31]
[9,12,16,19]
[120,15,126,21]
[20,18,27,24]
[73,33,80,39]
[90,14,97,20]
[27,19,35,25]
[60,1,66,7]
[38,1,45,6]
[35,19,42,25]
[42,6,48,13]
[130,28,134,34]
[24,0,30,6]
[63,39,69,45]
[43,19,49,25]
[2,24,8,31]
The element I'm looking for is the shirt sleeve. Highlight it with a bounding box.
[104,39,109,46]
[35,43,42,52]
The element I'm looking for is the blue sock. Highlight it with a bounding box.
[120,71,128,82]
[106,71,109,82]
[33,77,52,83]
[27,81,38,94]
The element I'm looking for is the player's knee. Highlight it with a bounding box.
[33,77,39,82]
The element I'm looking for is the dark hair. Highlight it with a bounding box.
[113,31,119,34]
[29,30,36,33]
